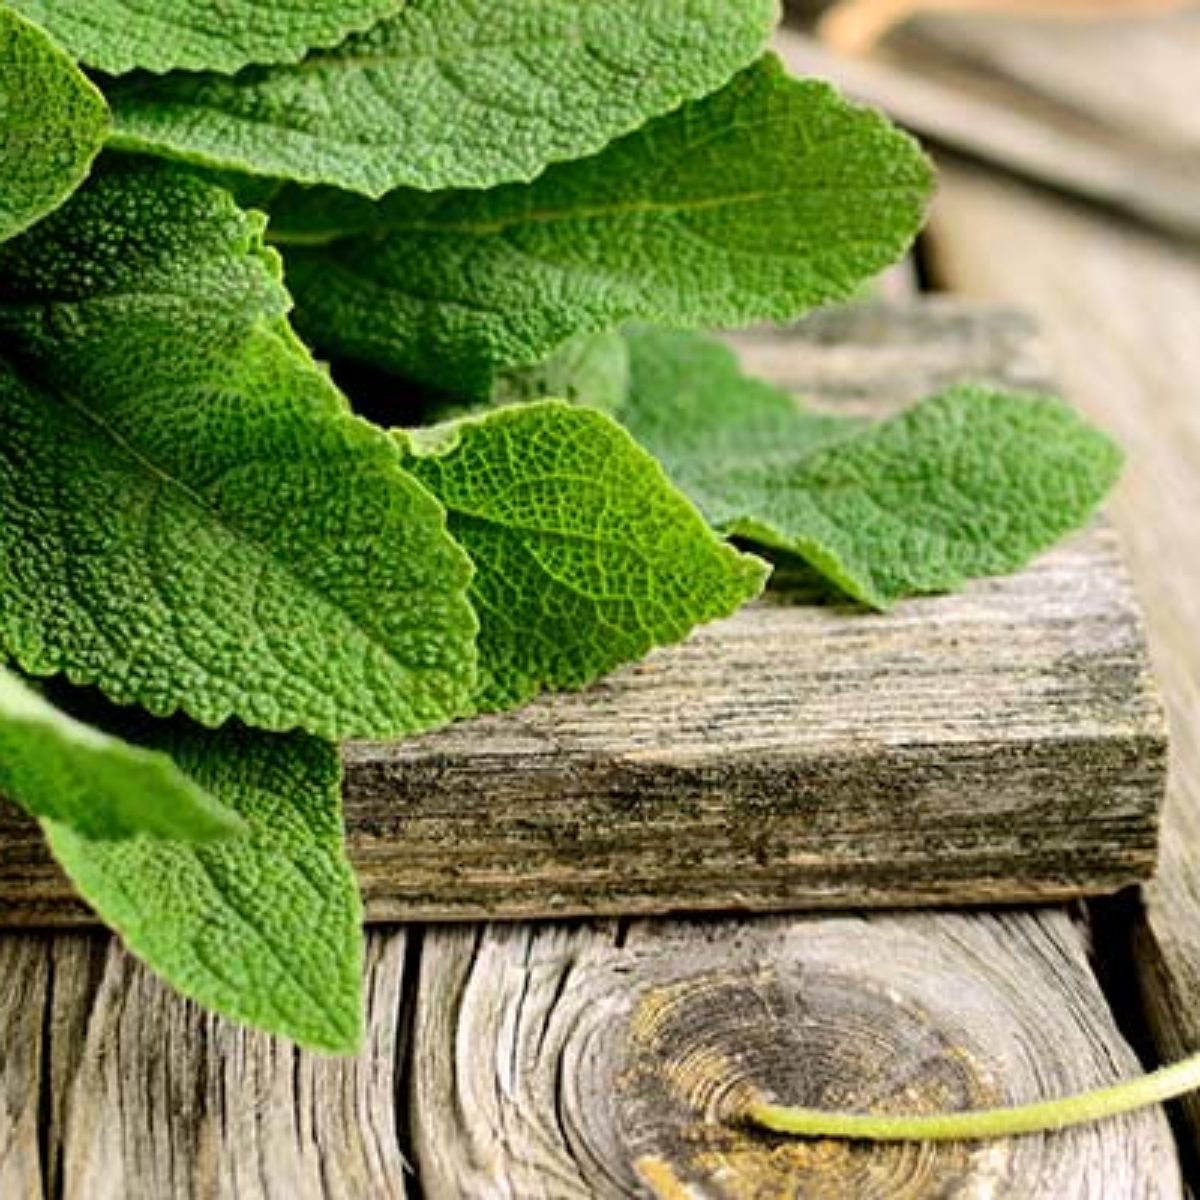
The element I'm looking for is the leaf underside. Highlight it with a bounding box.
[0,666,241,841]
[399,402,768,711]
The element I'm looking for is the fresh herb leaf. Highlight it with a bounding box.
[106,0,778,195]
[622,329,1121,609]
[273,55,932,398]
[44,723,363,1053]
[0,666,242,841]
[491,330,631,415]
[0,163,477,739]
[620,326,856,476]
[398,402,768,711]
[4,0,406,74]
[0,6,109,242]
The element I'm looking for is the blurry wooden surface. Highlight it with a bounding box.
[0,303,1167,927]
[926,158,1200,1161]
[775,10,1200,239]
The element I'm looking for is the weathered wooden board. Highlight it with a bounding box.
[926,159,1200,1159]
[0,912,1183,1198]
[0,932,412,1200]
[773,22,1200,241]
[0,302,1166,926]
[411,910,1181,1198]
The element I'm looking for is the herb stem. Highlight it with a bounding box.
[742,1052,1200,1142]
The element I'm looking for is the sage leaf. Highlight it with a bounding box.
[0,6,108,242]
[622,329,1122,609]
[0,667,242,841]
[45,723,363,1053]
[107,0,778,194]
[275,55,932,398]
[398,402,767,711]
[5,0,405,74]
[491,331,631,416]
[0,163,477,739]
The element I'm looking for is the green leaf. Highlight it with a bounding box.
[44,723,364,1053]
[274,55,932,398]
[106,0,779,195]
[491,330,631,416]
[622,329,1121,609]
[4,0,405,74]
[620,327,856,483]
[0,163,477,739]
[0,667,241,841]
[398,402,768,711]
[0,6,109,242]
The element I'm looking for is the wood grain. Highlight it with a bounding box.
[0,299,1184,1197]
[0,303,1167,926]
[0,932,413,1200]
[0,939,47,1200]
[926,159,1200,1159]
[411,910,1181,1198]
[773,24,1200,241]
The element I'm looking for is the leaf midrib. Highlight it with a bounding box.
[53,367,429,710]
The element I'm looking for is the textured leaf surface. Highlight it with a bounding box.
[0,164,477,738]
[275,55,931,397]
[0,6,108,242]
[0,667,241,841]
[45,724,363,1052]
[398,402,767,710]
[620,327,857,503]
[491,331,630,415]
[4,0,405,74]
[107,0,778,195]
[622,330,1121,608]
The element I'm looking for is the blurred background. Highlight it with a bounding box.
[780,0,1200,1159]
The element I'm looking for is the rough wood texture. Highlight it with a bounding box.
[926,160,1200,1160]
[411,910,1181,1198]
[0,932,412,1200]
[0,303,1166,926]
[0,909,1183,1198]
[0,299,1183,1197]
[774,21,1200,241]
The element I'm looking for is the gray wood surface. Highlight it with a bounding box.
[774,18,1200,240]
[926,158,1200,1160]
[0,932,412,1200]
[0,912,1183,1198]
[0,302,1167,926]
[0,299,1184,1197]
[412,910,1180,1198]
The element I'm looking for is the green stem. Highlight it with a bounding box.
[742,1052,1200,1142]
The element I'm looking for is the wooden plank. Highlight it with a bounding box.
[0,303,1166,926]
[773,25,1200,241]
[890,5,1200,159]
[0,932,413,1200]
[410,910,1182,1197]
[925,159,1200,1158]
[0,940,47,1200]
